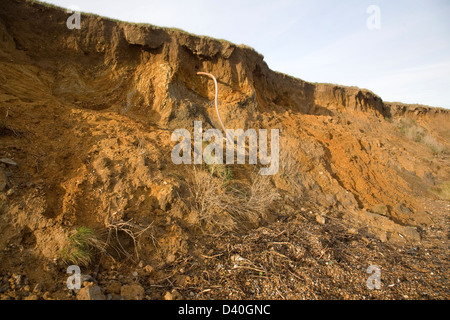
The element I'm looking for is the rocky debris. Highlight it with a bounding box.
[164,289,182,300]
[77,284,106,300]
[104,280,121,295]
[393,203,418,225]
[143,265,154,275]
[120,283,145,300]
[0,0,448,301]
[156,184,176,211]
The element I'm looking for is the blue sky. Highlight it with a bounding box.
[43,0,450,108]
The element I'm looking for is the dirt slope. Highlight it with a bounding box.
[0,0,448,300]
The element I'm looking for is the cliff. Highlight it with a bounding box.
[0,0,448,300]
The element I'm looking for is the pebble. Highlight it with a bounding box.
[77,285,106,300]
[120,283,145,300]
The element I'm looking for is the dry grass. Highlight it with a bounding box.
[422,134,446,155]
[187,166,279,231]
[430,181,450,200]
[397,119,447,155]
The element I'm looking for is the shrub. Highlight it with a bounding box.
[61,227,99,266]
[187,166,278,231]
[397,119,446,155]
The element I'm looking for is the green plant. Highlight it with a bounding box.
[397,119,446,155]
[61,227,99,266]
[207,164,233,184]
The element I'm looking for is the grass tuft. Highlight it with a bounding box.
[187,166,278,231]
[61,227,98,266]
[397,119,447,155]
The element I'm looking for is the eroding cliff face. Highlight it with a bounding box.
[0,0,449,300]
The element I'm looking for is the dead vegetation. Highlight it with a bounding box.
[396,118,447,155]
[103,219,155,262]
[163,200,449,300]
[187,166,279,231]
[430,181,450,200]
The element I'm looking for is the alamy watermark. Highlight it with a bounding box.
[366,5,381,30]
[66,5,81,30]
[171,121,279,176]
[66,265,81,290]
[366,265,381,290]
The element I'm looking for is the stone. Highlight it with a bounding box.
[104,280,121,294]
[120,283,145,300]
[316,215,326,225]
[0,158,17,166]
[164,291,173,300]
[164,289,182,300]
[166,253,176,263]
[143,265,154,274]
[77,285,106,300]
